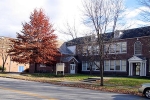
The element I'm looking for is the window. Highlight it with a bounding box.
[88,46,92,55]
[109,44,115,53]
[82,61,87,71]
[87,62,90,70]
[104,44,109,53]
[134,41,142,55]
[82,46,87,56]
[121,60,126,71]
[95,61,100,70]
[121,42,127,53]
[104,60,109,71]
[110,60,115,70]
[96,45,99,54]
[116,43,121,53]
[77,45,82,54]
[82,61,90,71]
[104,60,126,71]
[93,45,99,55]
[82,61,100,71]
[105,42,127,54]
[40,64,46,67]
[115,60,120,70]
[91,63,96,70]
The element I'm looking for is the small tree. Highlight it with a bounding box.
[8,9,59,72]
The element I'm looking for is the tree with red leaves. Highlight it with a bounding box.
[8,9,59,72]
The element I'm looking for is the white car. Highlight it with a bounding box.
[139,83,150,99]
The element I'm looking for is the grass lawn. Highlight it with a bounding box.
[104,77,150,87]
[0,73,148,96]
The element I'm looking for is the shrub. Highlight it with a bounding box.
[23,68,29,73]
[0,66,6,71]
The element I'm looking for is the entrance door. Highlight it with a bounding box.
[18,66,24,72]
[136,65,140,75]
[70,64,75,74]
[133,63,140,76]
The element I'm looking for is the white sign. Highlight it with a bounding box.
[56,63,65,75]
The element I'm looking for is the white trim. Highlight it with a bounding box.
[70,63,76,74]
[40,64,46,67]
[128,56,146,76]
[105,42,127,54]
[104,60,126,71]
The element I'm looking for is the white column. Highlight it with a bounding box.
[131,63,133,76]
[144,62,146,76]
[129,62,131,76]
[140,62,142,76]
[143,63,144,76]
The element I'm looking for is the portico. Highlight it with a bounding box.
[128,56,146,76]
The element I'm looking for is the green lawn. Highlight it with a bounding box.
[3,73,150,87]
[104,77,150,87]
[25,73,99,81]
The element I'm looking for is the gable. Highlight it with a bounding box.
[67,46,76,55]
[128,56,143,61]
[61,56,78,63]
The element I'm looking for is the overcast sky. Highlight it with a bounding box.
[0,0,149,41]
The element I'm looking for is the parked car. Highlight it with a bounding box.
[139,83,150,99]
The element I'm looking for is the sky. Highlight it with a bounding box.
[0,0,150,41]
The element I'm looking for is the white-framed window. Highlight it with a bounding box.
[109,44,115,53]
[121,60,126,71]
[82,46,87,56]
[110,60,115,70]
[88,46,92,55]
[116,43,121,53]
[93,45,99,55]
[105,42,127,54]
[40,64,46,67]
[82,61,87,71]
[115,60,120,70]
[92,45,99,55]
[87,62,90,70]
[82,61,100,71]
[95,61,100,70]
[82,61,90,71]
[104,60,126,71]
[104,60,109,71]
[134,41,142,55]
[104,44,109,53]
[121,42,127,53]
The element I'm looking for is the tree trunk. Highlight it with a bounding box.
[89,63,92,75]
[100,63,103,86]
[34,63,37,73]
[2,63,5,72]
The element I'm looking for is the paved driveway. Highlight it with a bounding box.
[0,77,148,100]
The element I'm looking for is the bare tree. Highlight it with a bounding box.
[0,37,10,72]
[60,20,98,74]
[80,34,98,75]
[138,0,150,21]
[82,0,124,86]
[59,20,78,40]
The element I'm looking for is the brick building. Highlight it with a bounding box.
[62,26,150,76]
[0,36,29,72]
